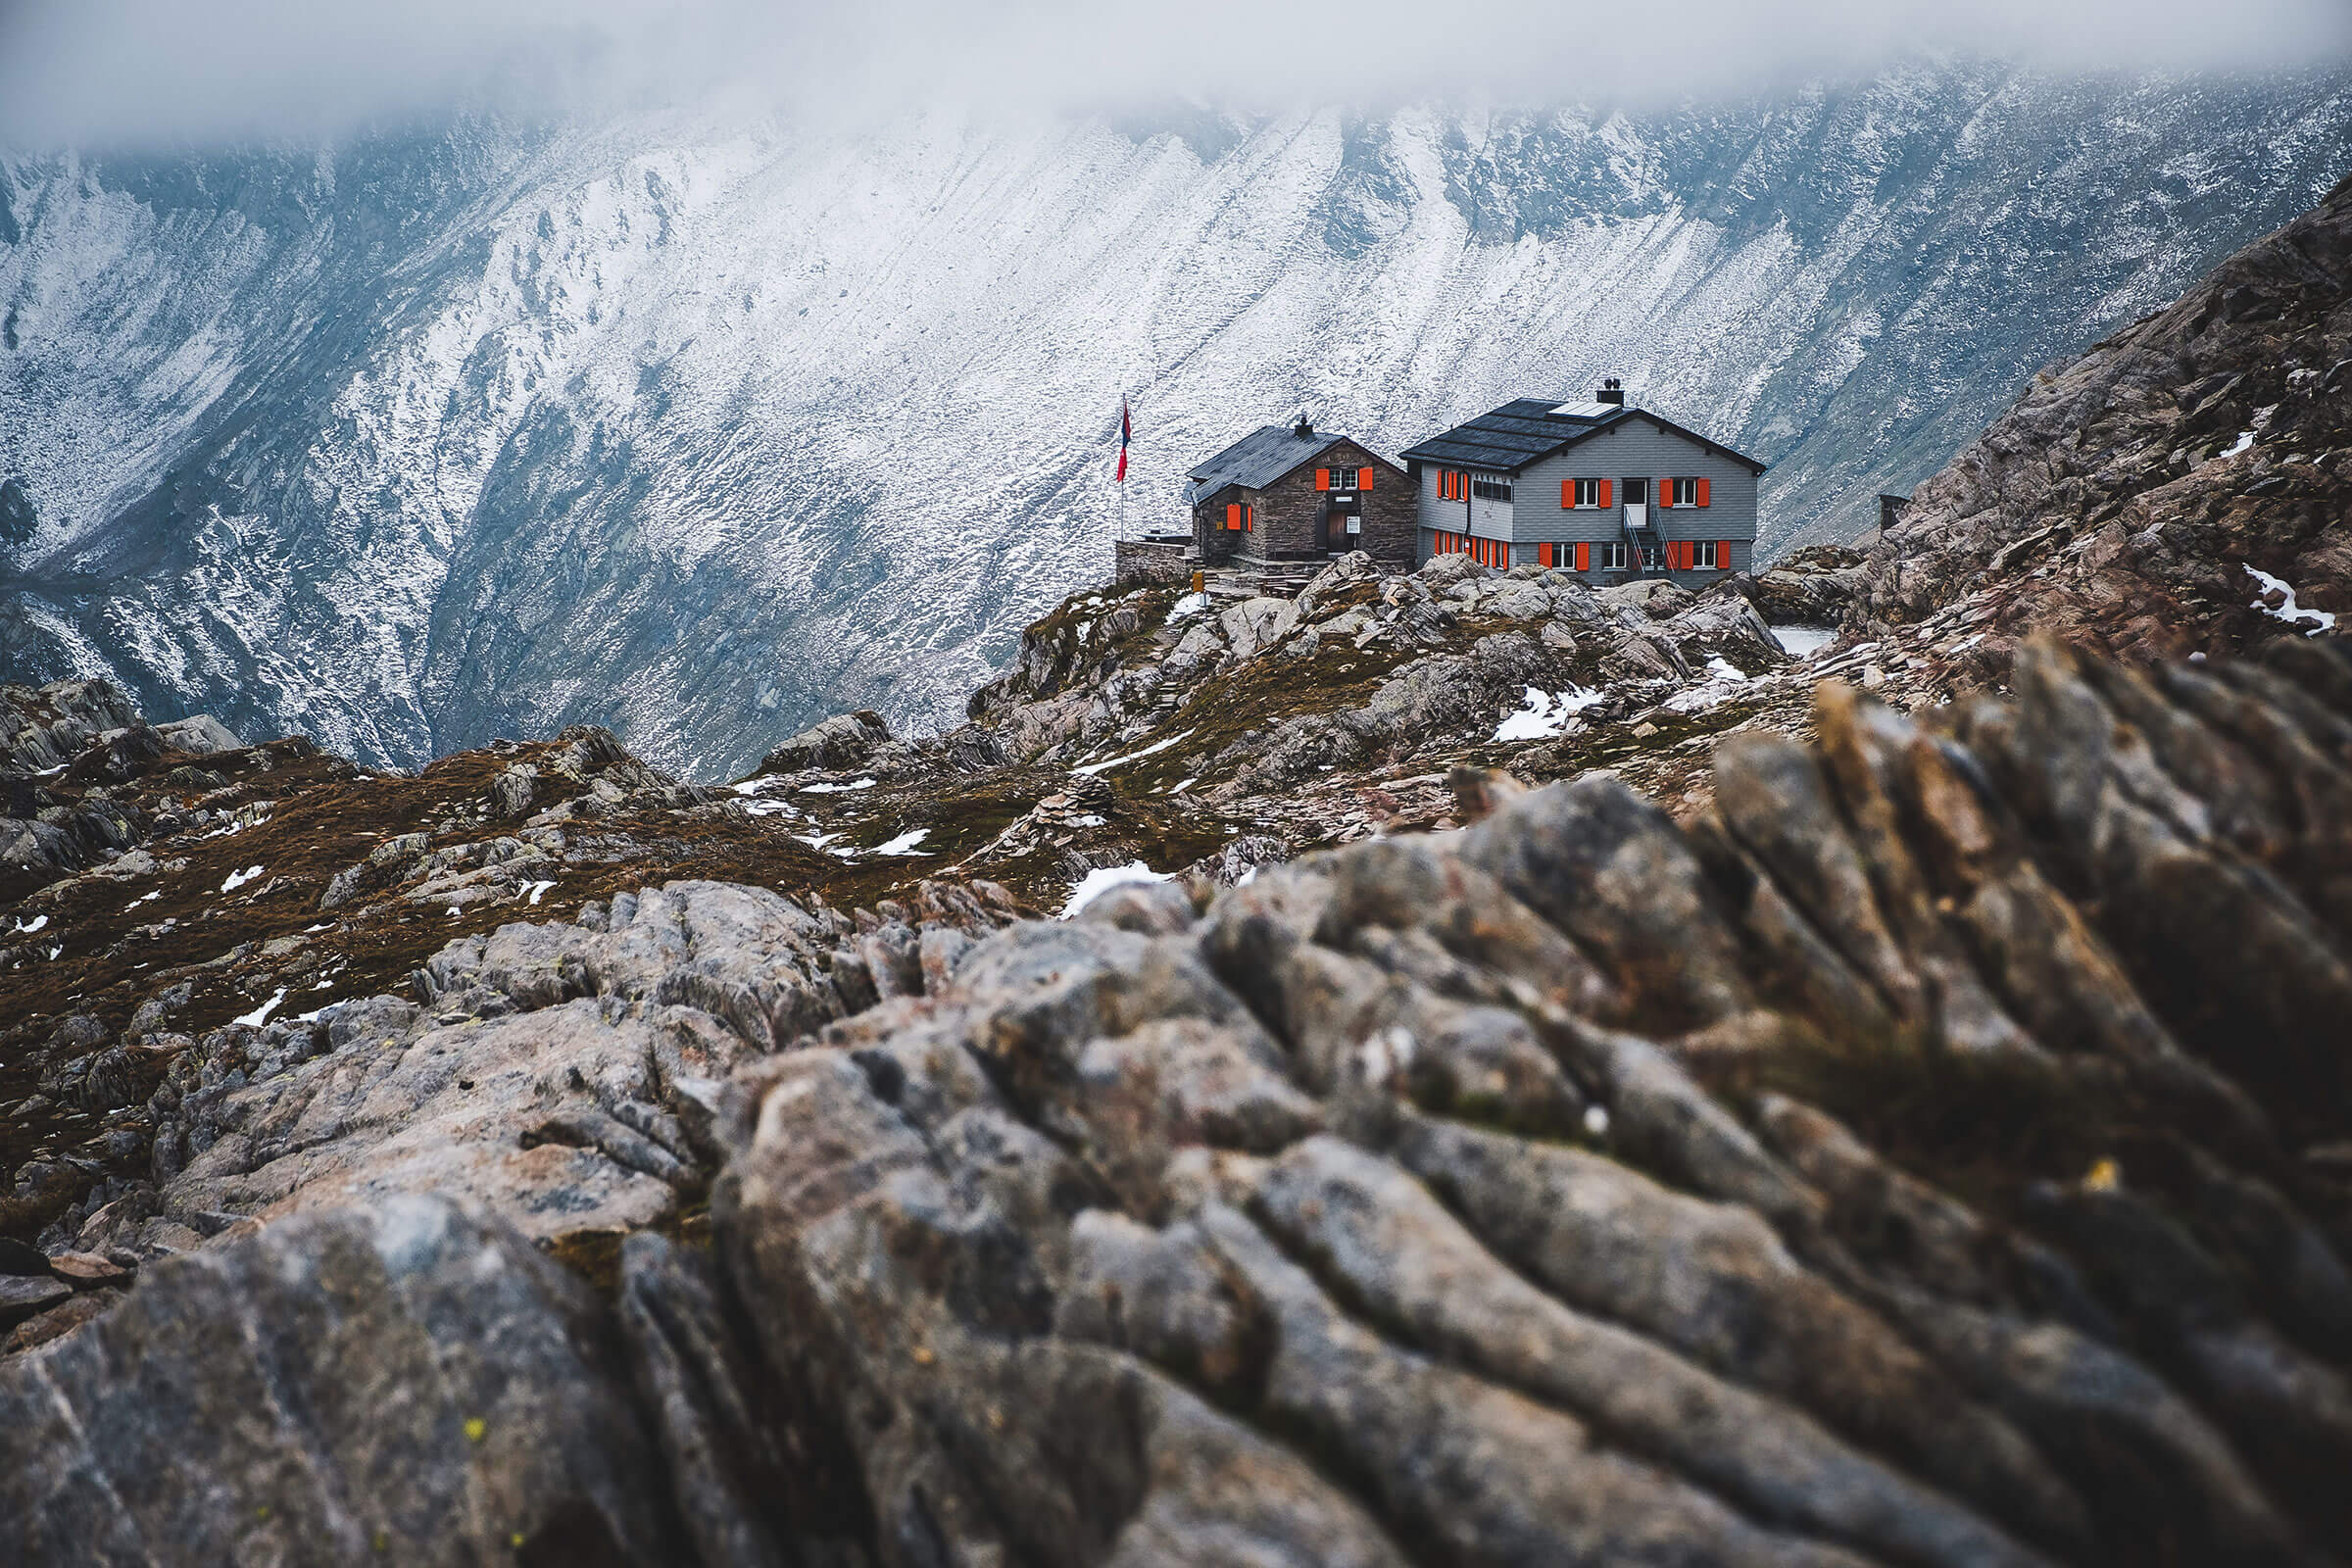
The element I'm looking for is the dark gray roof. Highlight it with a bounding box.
[1187,425,1384,494]
[1398,399,1766,475]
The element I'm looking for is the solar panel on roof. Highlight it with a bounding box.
[1549,401,1614,419]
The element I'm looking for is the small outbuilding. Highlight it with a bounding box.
[1186,417,1412,570]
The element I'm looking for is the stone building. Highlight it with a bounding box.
[1401,381,1767,585]
[1186,417,1413,570]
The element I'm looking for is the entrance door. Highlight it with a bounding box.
[1327,498,1359,550]
[1623,476,1648,530]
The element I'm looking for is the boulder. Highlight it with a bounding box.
[756,708,894,775]
[0,1197,681,1564]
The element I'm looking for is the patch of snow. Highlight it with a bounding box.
[799,777,876,794]
[740,797,797,817]
[1493,685,1603,741]
[2221,430,2254,458]
[292,1000,344,1023]
[220,863,265,892]
[1166,592,1209,623]
[1058,861,1172,918]
[792,831,843,850]
[873,827,932,856]
[301,921,328,931]
[1770,624,1836,657]
[521,879,556,906]
[232,988,287,1027]
[1064,813,1105,827]
[2247,564,2336,635]
[1073,728,1194,776]
[728,778,773,795]
[133,892,162,906]
[1163,776,1199,795]
[1664,655,1762,713]
[12,914,48,934]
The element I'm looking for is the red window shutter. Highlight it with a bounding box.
[1598,479,1614,510]
[1561,480,1574,509]
[1359,466,1374,491]
[1225,502,1240,529]
[1685,541,1698,569]
[1719,539,1732,568]
[1657,478,1673,511]
[1696,477,1711,508]
[1315,468,1331,491]
[1247,505,1255,532]
[1575,542,1591,572]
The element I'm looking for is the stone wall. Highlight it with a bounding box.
[1113,537,1195,588]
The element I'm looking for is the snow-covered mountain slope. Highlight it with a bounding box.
[3,66,2349,775]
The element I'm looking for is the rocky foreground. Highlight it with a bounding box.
[3,633,2351,1565]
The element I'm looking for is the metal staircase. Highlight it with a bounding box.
[1623,502,1665,575]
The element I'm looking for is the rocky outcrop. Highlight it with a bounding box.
[758,709,897,774]
[57,878,1018,1264]
[5,635,2351,1562]
[1861,172,2352,675]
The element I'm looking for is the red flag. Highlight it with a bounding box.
[1115,397,1131,482]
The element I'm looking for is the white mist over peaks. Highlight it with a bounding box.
[2,0,2348,149]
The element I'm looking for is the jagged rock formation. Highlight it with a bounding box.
[6,633,2352,1564]
[0,689,1028,1261]
[1860,172,2352,685]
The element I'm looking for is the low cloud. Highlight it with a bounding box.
[2,0,2347,150]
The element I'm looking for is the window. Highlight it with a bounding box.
[1567,477,1601,509]
[1598,540,1627,570]
[1669,477,1700,507]
[1472,473,1513,502]
[1695,539,1720,568]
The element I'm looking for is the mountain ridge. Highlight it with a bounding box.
[3,67,2349,777]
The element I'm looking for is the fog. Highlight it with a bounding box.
[2,0,2348,149]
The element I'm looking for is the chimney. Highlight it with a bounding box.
[1293,413,1314,439]
[1595,377,1625,407]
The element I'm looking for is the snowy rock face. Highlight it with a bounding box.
[2,72,2349,773]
